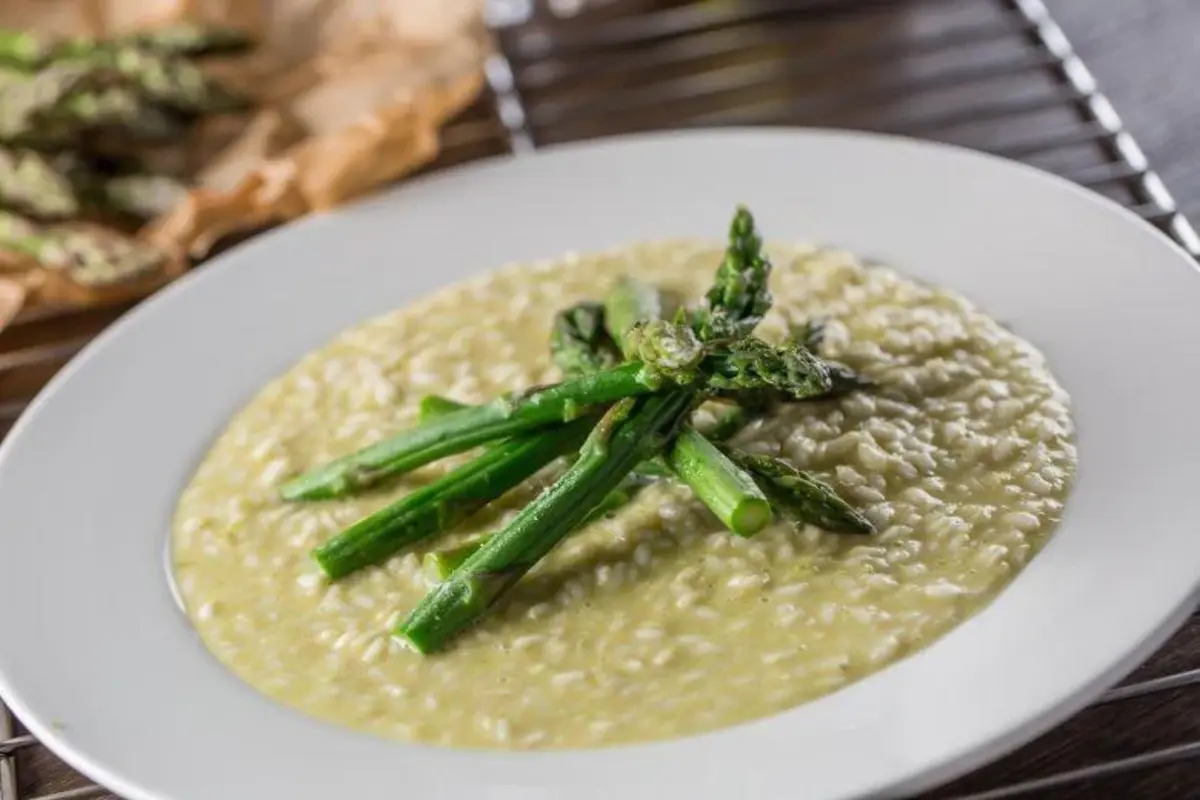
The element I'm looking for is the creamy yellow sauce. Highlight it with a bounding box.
[172,241,1075,749]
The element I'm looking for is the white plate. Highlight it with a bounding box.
[1,130,1198,800]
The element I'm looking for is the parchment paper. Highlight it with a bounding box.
[0,0,488,324]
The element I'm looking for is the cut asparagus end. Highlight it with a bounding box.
[728,496,774,538]
[395,572,510,654]
[666,428,772,538]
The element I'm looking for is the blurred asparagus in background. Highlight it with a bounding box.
[0,22,256,309]
[0,23,253,70]
[0,147,79,218]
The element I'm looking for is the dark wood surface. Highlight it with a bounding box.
[2,1,1198,799]
[936,2,1200,797]
[1050,0,1200,221]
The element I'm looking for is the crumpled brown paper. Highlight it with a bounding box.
[0,278,25,330]
[1,0,489,310]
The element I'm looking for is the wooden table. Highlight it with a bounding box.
[1,1,1198,798]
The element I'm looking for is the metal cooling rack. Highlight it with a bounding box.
[2,0,1198,797]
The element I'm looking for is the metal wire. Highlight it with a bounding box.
[1,1,1196,798]
[0,705,17,800]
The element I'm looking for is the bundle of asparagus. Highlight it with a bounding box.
[286,207,877,654]
[0,23,252,311]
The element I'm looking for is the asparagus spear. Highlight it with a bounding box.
[63,47,248,114]
[605,275,774,534]
[666,428,770,536]
[312,416,596,579]
[0,210,38,243]
[397,390,696,653]
[0,25,253,70]
[0,31,52,70]
[550,300,621,377]
[7,225,169,286]
[421,481,642,585]
[604,275,662,357]
[281,334,830,501]
[693,205,774,341]
[103,24,255,58]
[725,449,874,535]
[93,172,188,219]
[280,362,658,501]
[398,208,788,650]
[0,147,79,218]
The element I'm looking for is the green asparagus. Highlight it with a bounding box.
[311,416,596,579]
[667,428,771,536]
[397,390,696,653]
[0,30,52,70]
[421,479,643,586]
[60,47,248,114]
[726,449,875,535]
[693,205,774,341]
[0,147,78,218]
[604,273,776,533]
[103,24,255,58]
[0,25,253,70]
[282,331,831,501]
[604,275,663,356]
[549,301,621,377]
[6,225,169,286]
[280,362,660,501]
[93,172,188,219]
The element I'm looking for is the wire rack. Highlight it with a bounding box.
[2,0,1198,798]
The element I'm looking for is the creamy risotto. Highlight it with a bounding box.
[171,240,1075,748]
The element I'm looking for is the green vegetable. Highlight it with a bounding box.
[396,390,695,653]
[63,47,247,114]
[549,300,621,377]
[604,275,663,356]
[279,361,662,501]
[693,205,773,341]
[282,331,830,501]
[421,481,641,586]
[4,224,169,286]
[667,428,771,536]
[0,147,78,218]
[726,449,875,535]
[312,417,596,580]
[0,25,253,70]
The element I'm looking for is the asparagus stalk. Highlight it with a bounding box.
[0,25,253,70]
[65,47,249,114]
[667,428,770,536]
[5,224,170,286]
[725,449,874,535]
[95,172,188,219]
[102,24,255,58]
[279,362,660,501]
[605,275,775,535]
[0,31,52,70]
[693,205,774,341]
[282,333,830,501]
[421,482,640,585]
[0,147,79,218]
[397,390,695,653]
[604,275,662,356]
[550,300,621,377]
[312,416,596,579]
